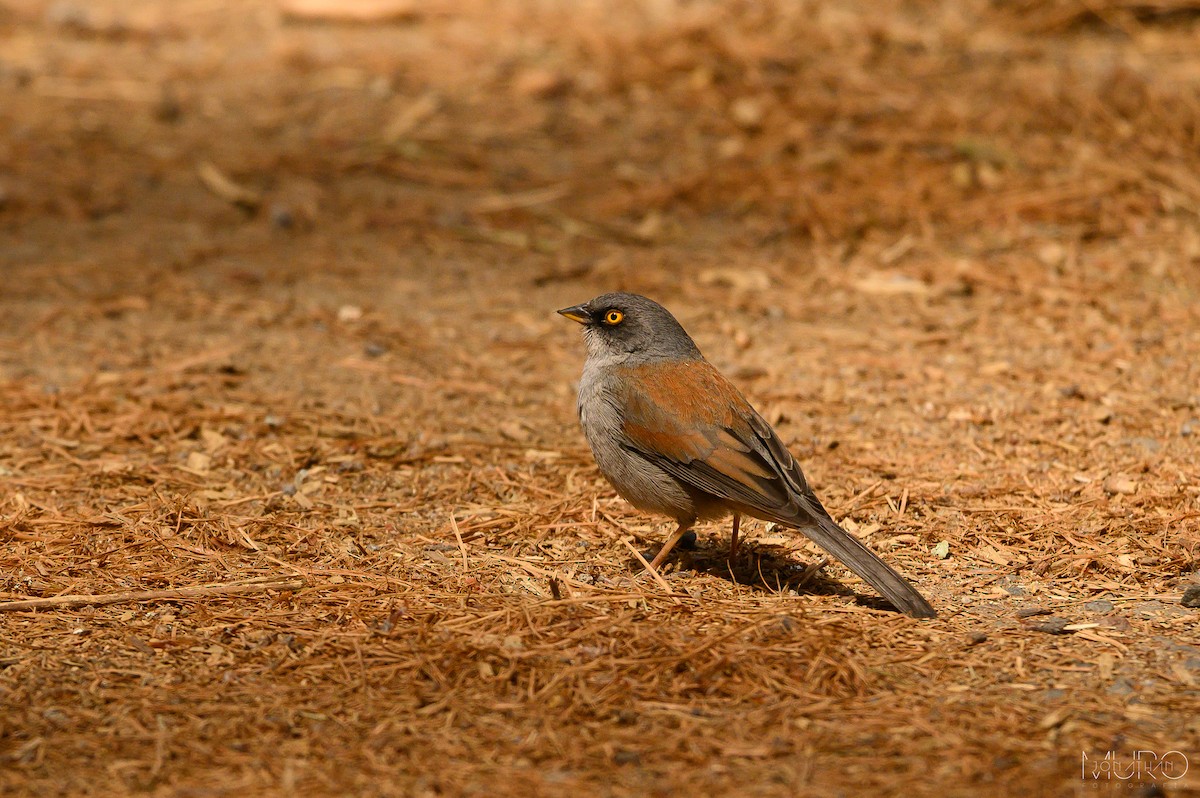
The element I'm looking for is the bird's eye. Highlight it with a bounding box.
[603,310,624,325]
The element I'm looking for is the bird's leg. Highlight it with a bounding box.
[648,522,691,571]
[728,513,741,560]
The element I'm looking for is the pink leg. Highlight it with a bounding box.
[728,513,741,560]
[648,522,691,571]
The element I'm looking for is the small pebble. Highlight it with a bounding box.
[42,708,69,726]
[1099,614,1131,631]
[364,342,387,358]
[613,750,641,765]
[270,204,295,230]
[1084,599,1114,613]
[1106,677,1134,696]
[1182,585,1200,609]
[155,90,182,123]
[1103,475,1138,495]
[1027,616,1072,635]
[730,96,765,129]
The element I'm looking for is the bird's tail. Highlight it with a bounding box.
[800,513,937,618]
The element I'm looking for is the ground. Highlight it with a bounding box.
[1,0,1199,796]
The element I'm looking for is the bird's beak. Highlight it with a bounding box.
[556,304,591,324]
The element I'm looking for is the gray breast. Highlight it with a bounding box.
[577,360,719,526]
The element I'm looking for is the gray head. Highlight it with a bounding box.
[557,292,702,362]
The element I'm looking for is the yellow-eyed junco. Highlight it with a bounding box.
[558,292,936,618]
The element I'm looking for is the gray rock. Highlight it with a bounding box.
[1107,677,1134,696]
[1027,616,1071,634]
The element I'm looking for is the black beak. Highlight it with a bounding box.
[556,304,591,324]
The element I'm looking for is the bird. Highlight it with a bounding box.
[557,292,936,618]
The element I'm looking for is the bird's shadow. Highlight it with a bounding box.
[631,538,898,613]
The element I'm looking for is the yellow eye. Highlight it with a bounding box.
[603,310,624,325]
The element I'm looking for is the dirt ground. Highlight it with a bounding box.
[2,0,1199,795]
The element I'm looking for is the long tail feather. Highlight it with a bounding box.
[800,514,937,618]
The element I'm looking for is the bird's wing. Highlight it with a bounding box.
[612,359,824,521]
[614,359,936,618]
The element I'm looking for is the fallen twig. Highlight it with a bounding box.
[621,537,683,604]
[0,576,306,612]
[197,161,261,210]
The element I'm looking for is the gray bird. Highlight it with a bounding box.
[558,292,936,618]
